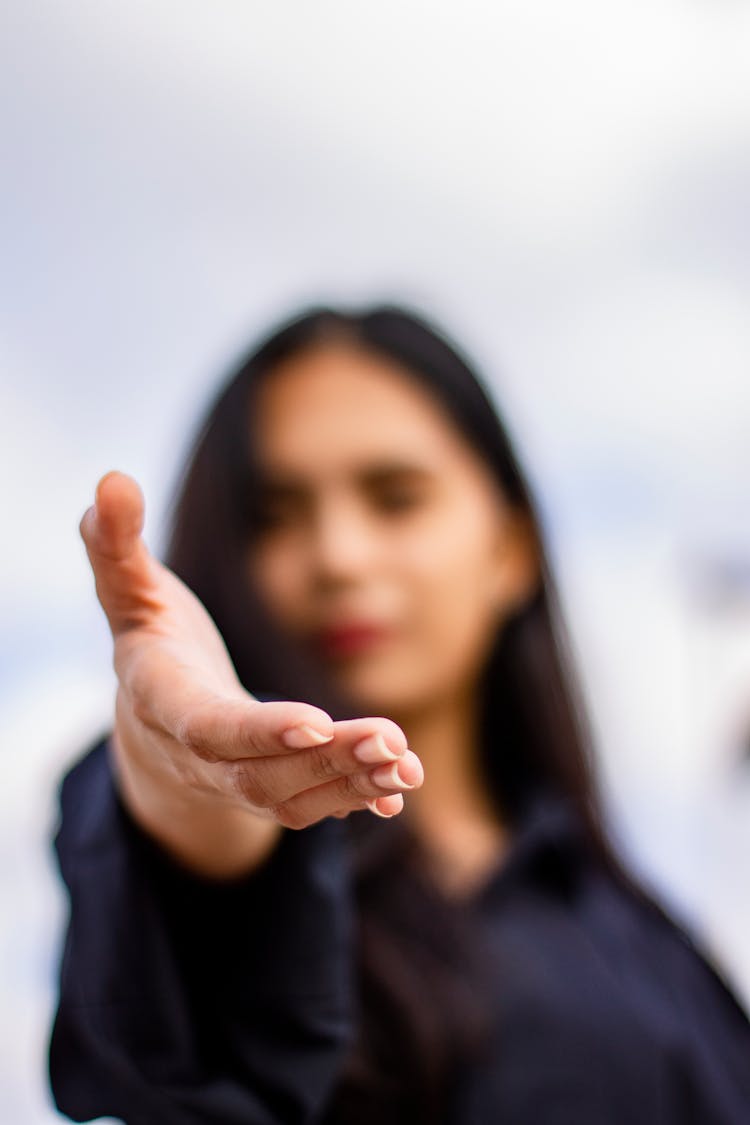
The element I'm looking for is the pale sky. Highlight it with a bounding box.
[2,2,750,1119]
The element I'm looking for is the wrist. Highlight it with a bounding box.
[109,731,282,880]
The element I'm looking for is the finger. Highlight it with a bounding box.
[321,716,409,758]
[81,471,144,562]
[366,794,406,819]
[265,750,423,829]
[173,704,408,769]
[80,472,161,636]
[332,795,405,820]
[224,720,410,805]
[139,683,337,763]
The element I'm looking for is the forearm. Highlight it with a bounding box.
[51,741,353,1125]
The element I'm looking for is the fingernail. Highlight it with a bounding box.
[366,796,404,818]
[370,760,415,791]
[282,723,334,749]
[352,733,402,765]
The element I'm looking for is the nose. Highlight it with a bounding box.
[308,494,378,589]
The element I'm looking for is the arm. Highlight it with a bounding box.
[79,472,421,879]
[50,742,352,1125]
[49,472,423,1122]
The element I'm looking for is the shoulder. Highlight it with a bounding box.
[471,797,750,1122]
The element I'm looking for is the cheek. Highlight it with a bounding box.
[340,521,502,711]
[407,531,501,667]
[248,540,307,626]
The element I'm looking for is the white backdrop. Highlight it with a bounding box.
[2,2,750,1120]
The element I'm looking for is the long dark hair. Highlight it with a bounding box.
[166,305,619,1122]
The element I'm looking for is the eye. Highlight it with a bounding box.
[250,488,307,533]
[370,484,428,515]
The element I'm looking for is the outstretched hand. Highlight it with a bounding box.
[81,472,423,877]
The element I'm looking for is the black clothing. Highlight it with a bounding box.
[50,742,750,1124]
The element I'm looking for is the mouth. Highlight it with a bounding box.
[312,621,394,660]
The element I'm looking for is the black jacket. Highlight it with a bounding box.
[50,742,750,1124]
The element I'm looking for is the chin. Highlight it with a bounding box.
[331,672,429,720]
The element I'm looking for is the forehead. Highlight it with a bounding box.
[251,342,474,472]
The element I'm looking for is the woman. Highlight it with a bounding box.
[50,306,750,1124]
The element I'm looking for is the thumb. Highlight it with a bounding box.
[80,471,160,636]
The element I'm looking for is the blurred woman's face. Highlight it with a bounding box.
[247,342,537,720]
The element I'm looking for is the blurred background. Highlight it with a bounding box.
[2,1,750,1119]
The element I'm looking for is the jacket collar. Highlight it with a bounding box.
[474,791,589,910]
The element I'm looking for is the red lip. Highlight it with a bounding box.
[313,622,392,659]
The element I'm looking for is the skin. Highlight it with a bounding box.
[248,342,540,890]
[249,342,534,721]
[82,342,538,887]
[82,475,422,880]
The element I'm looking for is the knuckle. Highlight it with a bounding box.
[335,772,367,802]
[307,745,339,782]
[229,763,274,808]
[272,801,308,830]
[177,717,214,760]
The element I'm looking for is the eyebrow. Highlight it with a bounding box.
[357,463,434,487]
[256,461,435,493]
